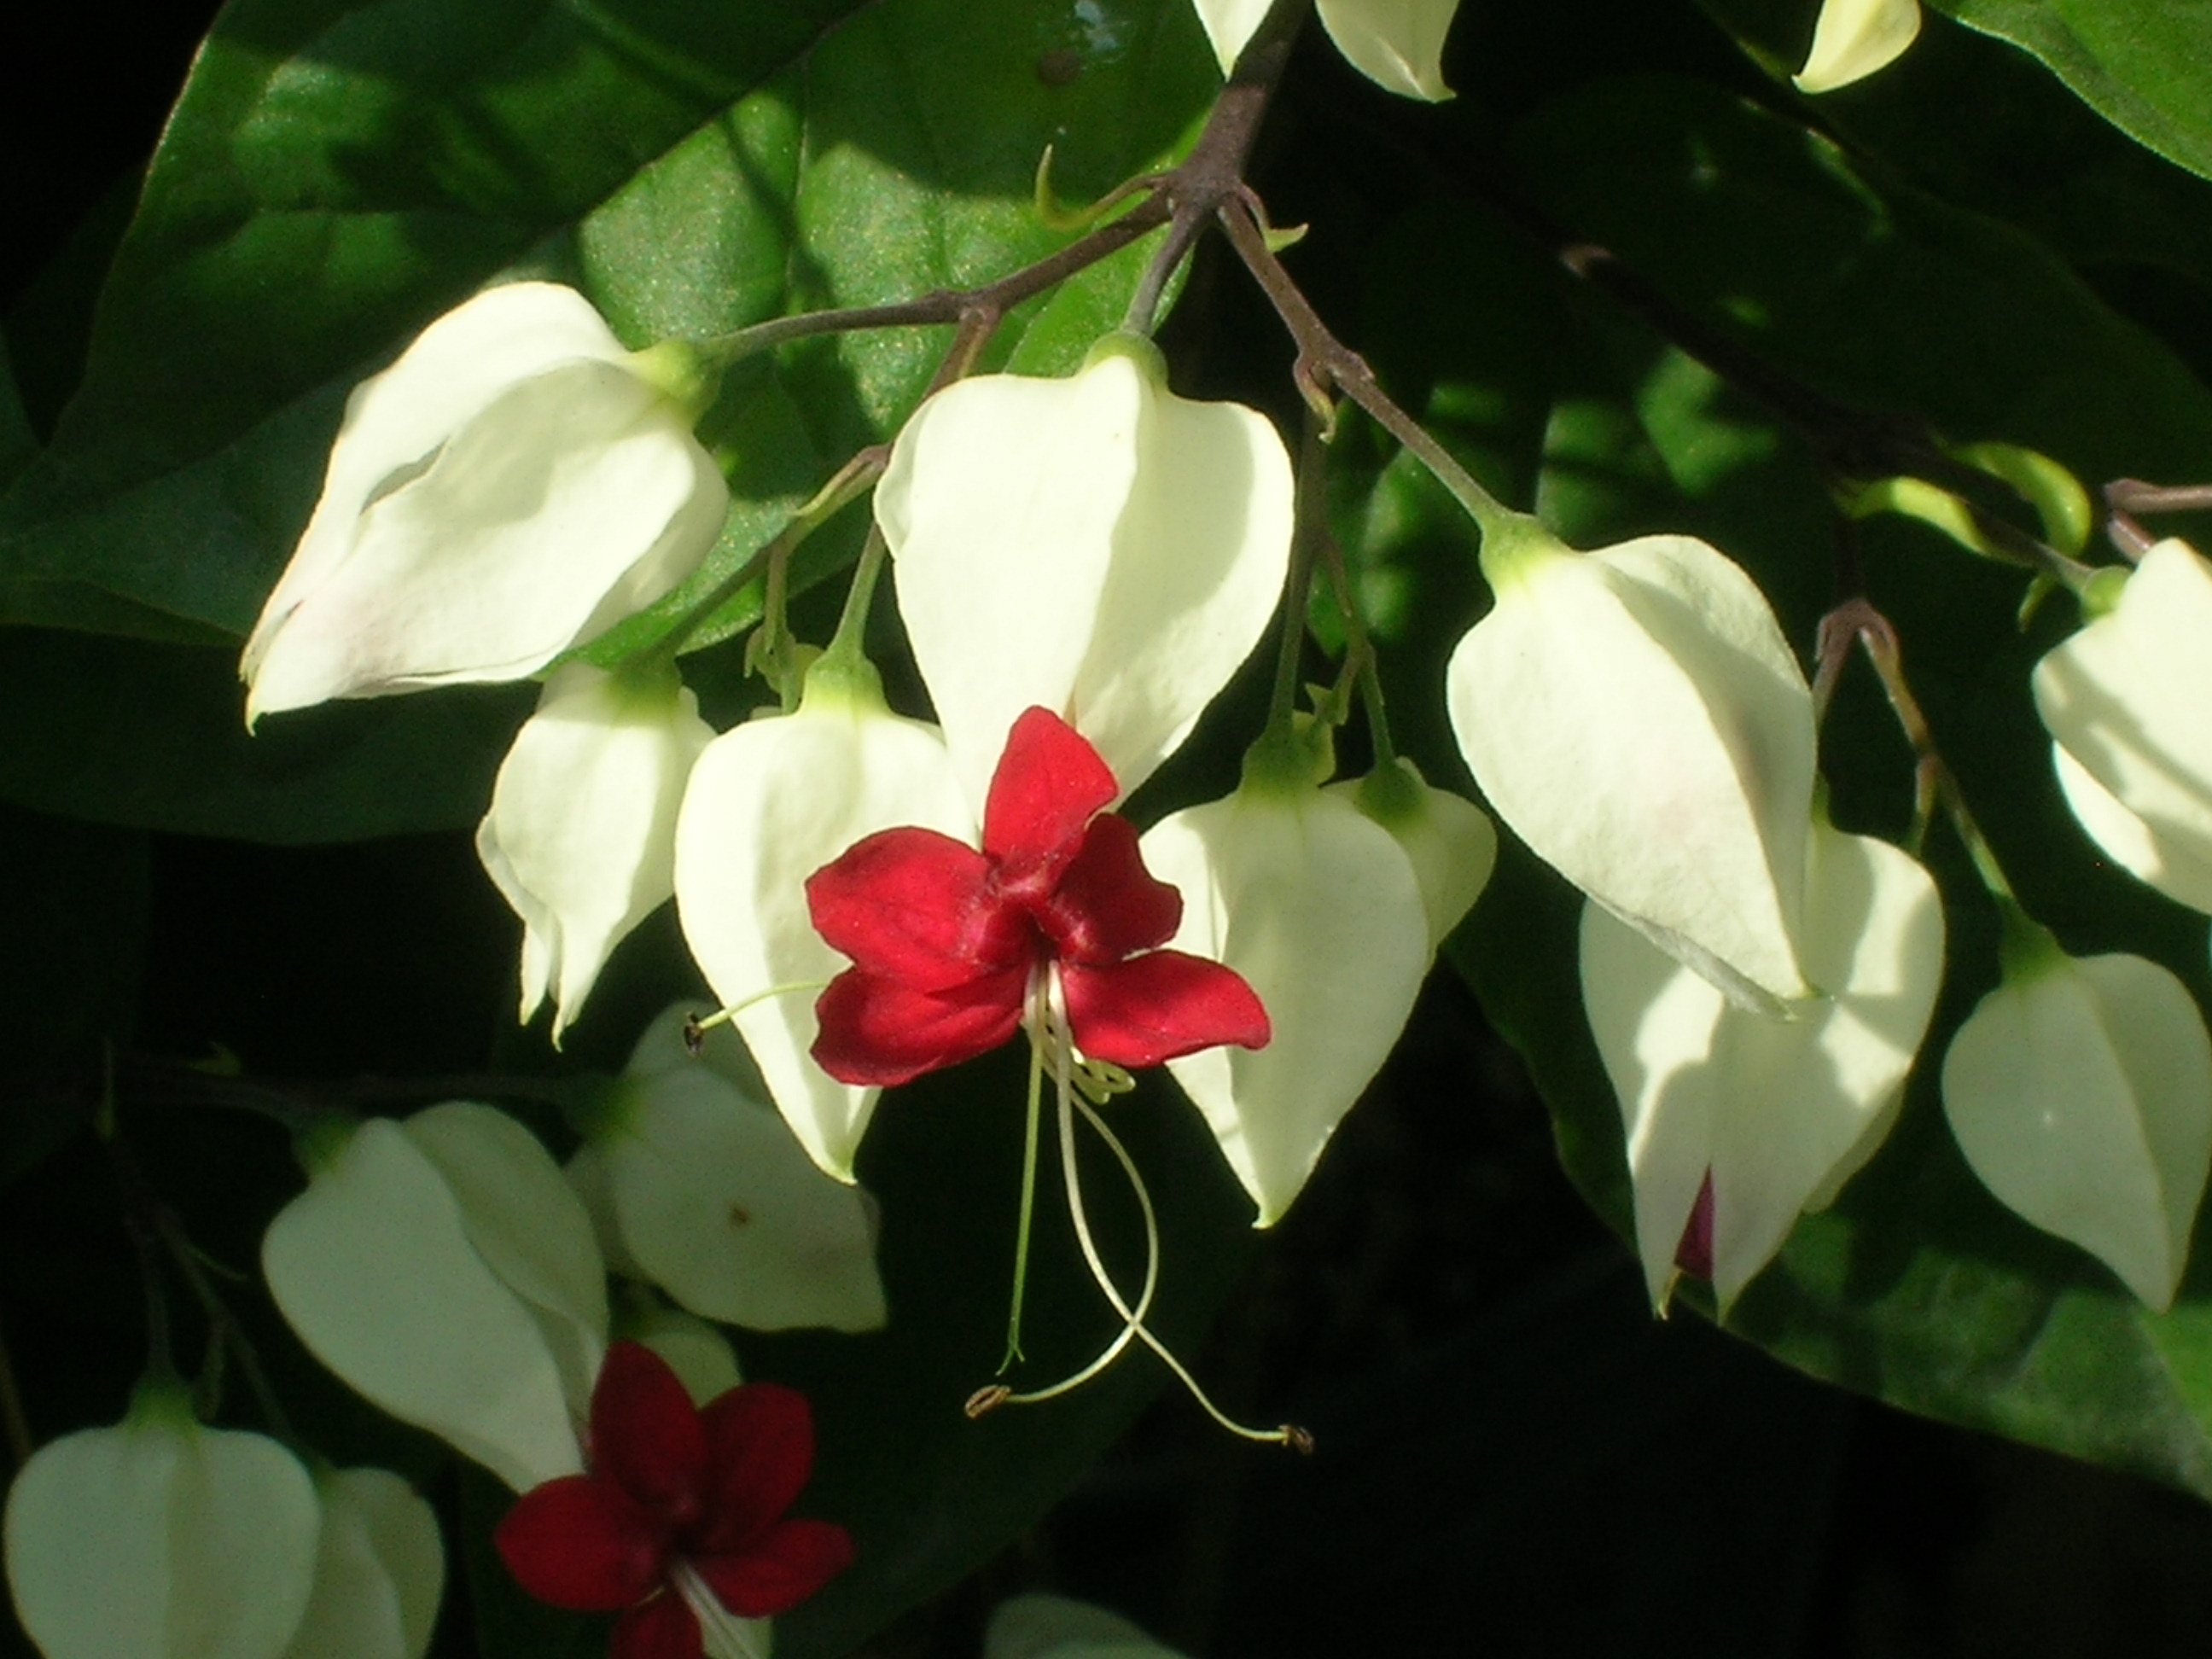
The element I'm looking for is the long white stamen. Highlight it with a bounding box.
[1010,963,1303,1449]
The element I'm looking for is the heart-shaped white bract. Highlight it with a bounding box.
[1943,941,2212,1310]
[263,1103,608,1492]
[476,662,714,1044]
[571,1004,888,1333]
[673,664,972,1180]
[1189,0,1461,101]
[281,1468,445,1659]
[3,1386,319,1659]
[243,282,726,723]
[876,334,1292,818]
[1793,0,1921,92]
[1449,522,1818,1013]
[2035,538,2212,917]
[1142,777,1430,1226]
[1582,818,1944,1313]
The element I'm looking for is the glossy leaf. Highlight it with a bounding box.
[0,0,1216,837]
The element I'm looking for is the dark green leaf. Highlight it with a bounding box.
[0,0,1214,648]
[1931,0,2212,185]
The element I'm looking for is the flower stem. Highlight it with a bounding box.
[818,526,890,675]
[1818,598,2018,903]
[1216,196,1518,544]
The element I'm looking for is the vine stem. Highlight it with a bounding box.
[1216,196,1516,540]
[1816,598,2017,905]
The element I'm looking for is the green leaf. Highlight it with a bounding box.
[1441,71,2212,1497]
[0,0,1214,648]
[1930,0,2212,185]
[0,0,1214,841]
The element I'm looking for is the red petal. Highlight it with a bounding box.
[689,1382,817,1552]
[806,828,1024,989]
[694,1519,856,1618]
[613,1592,702,1659]
[592,1342,707,1527]
[811,968,1026,1086]
[981,707,1116,871]
[495,1476,667,1611]
[1062,952,1271,1068]
[1038,815,1181,963]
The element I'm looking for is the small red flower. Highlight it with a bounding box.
[496,1342,853,1659]
[806,707,1270,1086]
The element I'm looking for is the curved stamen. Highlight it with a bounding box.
[682,981,831,1054]
[993,963,1307,1449]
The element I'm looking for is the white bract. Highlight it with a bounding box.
[1142,770,1430,1225]
[1327,758,1497,951]
[1447,520,1817,1013]
[569,1004,888,1331]
[280,1469,444,1659]
[987,1592,1193,1659]
[262,1103,609,1491]
[4,1385,319,1659]
[242,281,727,723]
[674,661,972,1179]
[617,1300,745,1406]
[1793,0,1921,92]
[876,333,1292,813]
[476,662,714,1043]
[1942,936,2212,1310]
[1582,818,1944,1313]
[2034,539,2212,916]
[1190,0,1460,101]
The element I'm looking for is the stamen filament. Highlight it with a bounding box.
[992,965,1308,1451]
[682,982,831,1053]
[999,967,1051,1371]
[995,1071,1161,1406]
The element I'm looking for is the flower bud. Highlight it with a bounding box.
[476,662,714,1043]
[1582,818,1944,1312]
[1141,768,1430,1225]
[876,333,1292,812]
[1447,521,1817,1012]
[2034,539,2212,915]
[262,1103,609,1491]
[1941,934,2212,1309]
[1190,0,1460,100]
[280,1468,444,1659]
[1792,0,1921,92]
[673,660,971,1179]
[241,282,728,724]
[4,1384,319,1659]
[1328,758,1497,950]
[569,1004,888,1332]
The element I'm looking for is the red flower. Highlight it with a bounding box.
[806,707,1270,1086]
[496,1342,853,1659]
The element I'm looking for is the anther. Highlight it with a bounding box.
[964,1385,1010,1419]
